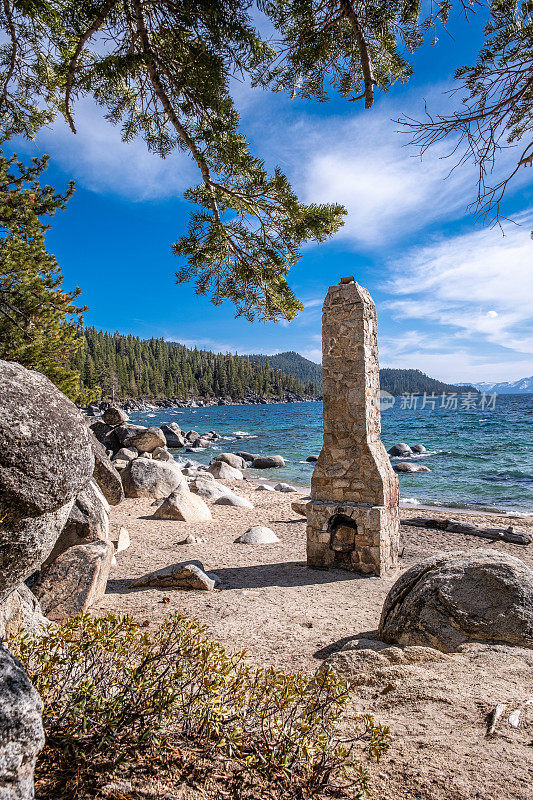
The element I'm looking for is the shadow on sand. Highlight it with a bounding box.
[106,560,375,594]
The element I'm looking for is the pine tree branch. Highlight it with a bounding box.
[1,0,17,108]
[65,0,118,133]
[340,0,375,108]
[131,0,224,231]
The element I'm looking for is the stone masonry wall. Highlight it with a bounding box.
[307,279,399,576]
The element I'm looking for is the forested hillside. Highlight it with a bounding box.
[69,329,316,401]
[379,368,477,396]
[249,351,322,386]
[251,353,476,395]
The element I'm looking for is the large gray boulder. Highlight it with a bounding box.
[213,453,247,470]
[0,644,45,800]
[0,585,48,640]
[160,423,185,448]
[43,480,109,567]
[89,430,124,506]
[102,406,129,426]
[121,457,185,499]
[387,443,413,457]
[87,419,116,450]
[393,462,431,473]
[33,541,114,621]
[189,478,230,501]
[123,426,166,453]
[114,423,147,446]
[379,550,533,652]
[207,461,243,481]
[152,487,212,522]
[251,455,285,469]
[0,361,93,601]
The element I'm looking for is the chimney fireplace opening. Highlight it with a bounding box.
[328,513,358,568]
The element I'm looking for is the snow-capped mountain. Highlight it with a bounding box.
[472,376,533,394]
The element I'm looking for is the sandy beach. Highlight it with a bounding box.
[95,479,533,800]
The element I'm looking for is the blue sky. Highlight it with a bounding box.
[15,6,533,383]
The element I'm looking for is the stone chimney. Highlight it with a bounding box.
[306,278,399,576]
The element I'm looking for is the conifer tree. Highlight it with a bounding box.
[0,150,86,399]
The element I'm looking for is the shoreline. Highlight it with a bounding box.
[244,476,533,519]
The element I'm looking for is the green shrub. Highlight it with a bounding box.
[8,613,389,796]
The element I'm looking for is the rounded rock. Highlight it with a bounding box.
[234,526,279,544]
[379,549,533,652]
[252,455,285,469]
[387,443,413,457]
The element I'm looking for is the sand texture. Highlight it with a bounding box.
[96,481,533,800]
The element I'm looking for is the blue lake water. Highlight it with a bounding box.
[129,395,533,515]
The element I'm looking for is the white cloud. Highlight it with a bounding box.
[301,346,323,363]
[21,100,196,200]
[383,216,533,354]
[239,82,529,249]
[379,345,533,385]
[376,215,533,382]
[299,116,474,247]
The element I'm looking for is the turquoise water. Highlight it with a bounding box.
[129,395,533,515]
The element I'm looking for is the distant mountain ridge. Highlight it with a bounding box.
[250,352,477,395]
[471,376,533,394]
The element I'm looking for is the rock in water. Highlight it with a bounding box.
[393,462,431,473]
[123,426,166,453]
[214,494,254,509]
[130,561,217,591]
[387,443,413,457]
[207,461,243,480]
[306,455,319,462]
[251,455,285,469]
[234,527,279,544]
[0,643,45,800]
[235,451,258,463]
[379,550,533,652]
[89,431,124,506]
[102,406,129,426]
[160,423,185,448]
[411,444,428,454]
[33,541,115,621]
[44,479,110,566]
[152,487,212,522]
[213,453,247,470]
[0,360,93,601]
[121,457,185,499]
